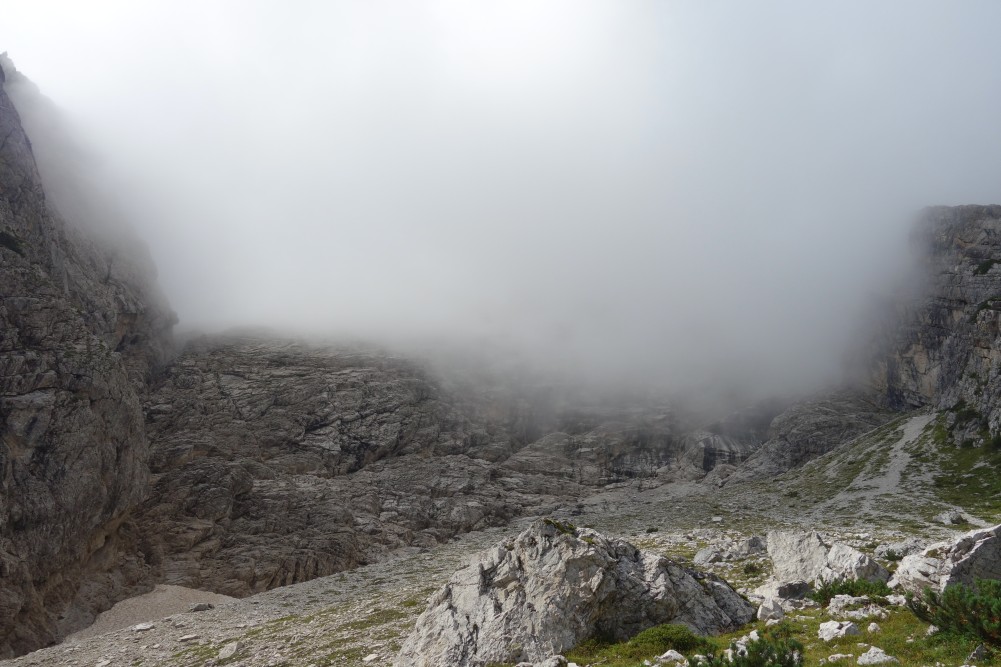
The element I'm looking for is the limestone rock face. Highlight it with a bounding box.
[767,531,888,585]
[394,519,754,667]
[136,336,582,595]
[0,57,174,655]
[728,393,892,482]
[869,205,1001,437]
[890,524,1001,592]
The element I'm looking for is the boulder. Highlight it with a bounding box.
[767,531,888,585]
[874,538,923,561]
[757,598,784,622]
[394,519,755,667]
[890,524,1001,592]
[934,510,969,526]
[817,621,860,642]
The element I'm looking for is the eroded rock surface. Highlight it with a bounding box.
[870,205,1001,439]
[766,530,888,586]
[394,519,754,667]
[890,523,1001,592]
[0,56,174,655]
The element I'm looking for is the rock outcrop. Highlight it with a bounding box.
[394,519,754,667]
[727,393,892,482]
[136,335,585,595]
[0,56,174,655]
[766,531,888,586]
[870,205,1001,439]
[890,523,1001,593]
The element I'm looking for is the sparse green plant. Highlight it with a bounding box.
[542,518,576,535]
[811,578,892,605]
[906,579,1001,647]
[693,628,803,667]
[567,623,713,664]
[743,562,763,576]
[974,259,999,275]
[884,549,903,562]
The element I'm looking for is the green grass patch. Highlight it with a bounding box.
[343,607,407,631]
[567,623,713,666]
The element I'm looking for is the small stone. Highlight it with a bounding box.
[967,644,987,662]
[818,621,860,641]
[926,624,938,636]
[96,660,111,667]
[867,623,880,633]
[857,646,898,664]
[219,641,242,660]
[179,634,200,642]
[362,654,379,663]
[827,656,853,663]
[538,658,568,667]
[757,597,784,622]
[712,516,723,523]
[658,649,686,664]
[131,622,155,632]
[190,602,214,612]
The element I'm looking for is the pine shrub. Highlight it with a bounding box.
[693,629,804,667]
[810,578,892,605]
[906,579,1001,647]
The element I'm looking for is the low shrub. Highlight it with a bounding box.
[567,623,713,664]
[811,578,892,605]
[693,629,803,667]
[906,579,1001,647]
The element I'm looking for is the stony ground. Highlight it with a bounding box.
[2,410,996,667]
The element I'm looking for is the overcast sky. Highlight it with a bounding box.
[3,1,1001,393]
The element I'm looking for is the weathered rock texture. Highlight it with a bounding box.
[394,519,755,667]
[136,336,582,595]
[767,531,888,585]
[727,392,892,482]
[870,205,1001,439]
[890,523,1001,593]
[0,56,174,656]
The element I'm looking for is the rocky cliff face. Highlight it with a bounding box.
[3,49,1001,661]
[0,57,174,656]
[134,335,697,597]
[870,205,1001,442]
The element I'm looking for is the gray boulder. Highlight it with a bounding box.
[890,524,1001,592]
[394,519,754,667]
[767,531,888,585]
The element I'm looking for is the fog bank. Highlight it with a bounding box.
[3,1,1001,395]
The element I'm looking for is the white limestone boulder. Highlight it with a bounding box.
[394,519,755,667]
[890,524,1001,593]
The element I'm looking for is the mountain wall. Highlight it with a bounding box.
[870,205,1001,442]
[0,56,175,656]
[3,52,1001,660]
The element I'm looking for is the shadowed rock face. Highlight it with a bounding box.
[870,205,1001,437]
[132,335,691,597]
[0,57,174,656]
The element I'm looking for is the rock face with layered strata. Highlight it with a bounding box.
[870,205,1001,438]
[0,56,174,656]
[394,519,755,667]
